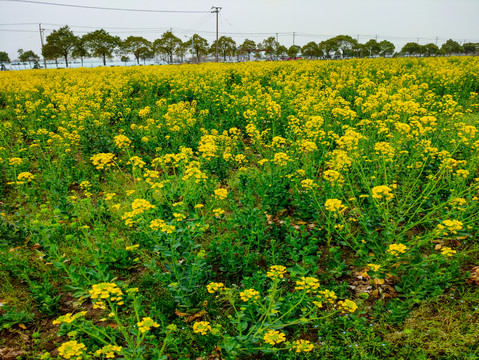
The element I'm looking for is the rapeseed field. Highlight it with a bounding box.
[1,57,478,359]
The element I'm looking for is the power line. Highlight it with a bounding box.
[0,29,38,32]
[0,0,210,13]
[0,22,40,25]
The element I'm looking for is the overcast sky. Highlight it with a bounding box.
[1,0,478,60]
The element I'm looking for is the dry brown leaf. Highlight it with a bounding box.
[186,310,207,322]
[466,266,479,285]
[174,309,188,317]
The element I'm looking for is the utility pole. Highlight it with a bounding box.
[435,36,438,46]
[276,33,278,42]
[293,32,296,46]
[211,6,221,62]
[39,23,47,69]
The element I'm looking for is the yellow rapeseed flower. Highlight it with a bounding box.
[17,172,35,182]
[266,265,287,279]
[325,199,346,213]
[214,188,228,200]
[372,185,394,201]
[291,339,314,353]
[57,340,86,360]
[240,288,260,302]
[263,330,286,345]
[295,276,320,293]
[193,321,212,335]
[137,317,160,333]
[206,282,225,293]
[386,243,407,256]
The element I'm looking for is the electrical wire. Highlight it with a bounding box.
[0,0,210,13]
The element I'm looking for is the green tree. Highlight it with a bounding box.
[332,35,359,58]
[123,36,151,65]
[401,42,423,56]
[174,41,188,63]
[0,51,10,63]
[120,55,130,65]
[319,38,339,59]
[301,42,322,59]
[139,48,154,65]
[72,35,90,67]
[364,39,381,57]
[83,29,120,66]
[379,40,395,57]
[463,42,477,55]
[275,45,287,59]
[42,43,61,68]
[423,43,439,57]
[153,32,181,64]
[260,36,280,60]
[287,45,301,59]
[210,36,236,61]
[45,25,77,68]
[19,50,40,68]
[441,39,464,55]
[185,34,208,63]
[239,39,256,61]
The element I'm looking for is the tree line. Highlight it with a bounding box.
[1,26,478,68]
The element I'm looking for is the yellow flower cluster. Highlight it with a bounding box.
[193,321,212,335]
[263,330,286,345]
[171,213,185,222]
[137,317,160,333]
[300,179,318,191]
[337,299,358,313]
[89,282,123,303]
[57,340,86,360]
[114,134,131,149]
[9,157,22,166]
[240,288,260,302]
[90,153,116,170]
[367,264,381,272]
[436,219,463,235]
[182,162,208,183]
[150,219,175,233]
[207,282,225,293]
[127,156,146,169]
[213,208,225,217]
[266,265,287,279]
[214,188,228,200]
[53,311,87,325]
[273,152,290,166]
[371,185,394,201]
[122,199,156,222]
[323,170,344,185]
[291,339,314,353]
[386,243,408,256]
[295,276,320,293]
[315,289,338,307]
[325,199,346,213]
[440,246,457,257]
[94,344,122,358]
[17,172,35,182]
[374,141,395,161]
